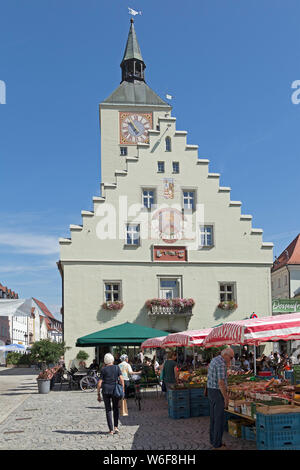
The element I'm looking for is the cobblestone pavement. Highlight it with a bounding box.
[0,383,256,450]
[0,367,38,425]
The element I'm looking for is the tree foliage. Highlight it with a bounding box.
[76,350,89,361]
[30,339,68,366]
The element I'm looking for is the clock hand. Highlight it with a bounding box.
[129,119,140,135]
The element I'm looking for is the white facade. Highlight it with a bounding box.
[59,22,273,365]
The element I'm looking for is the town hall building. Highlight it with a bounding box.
[58,20,274,365]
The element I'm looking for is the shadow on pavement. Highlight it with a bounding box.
[53,430,109,436]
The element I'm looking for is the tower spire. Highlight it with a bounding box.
[120,19,146,83]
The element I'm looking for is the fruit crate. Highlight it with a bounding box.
[256,410,300,432]
[167,389,190,405]
[168,405,190,419]
[190,404,210,417]
[256,428,300,450]
[241,425,256,441]
[189,388,205,398]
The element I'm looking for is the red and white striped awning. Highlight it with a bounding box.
[203,312,300,348]
[141,336,167,349]
[161,328,213,348]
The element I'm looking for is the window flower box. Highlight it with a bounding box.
[145,298,195,310]
[102,301,124,311]
[218,301,237,311]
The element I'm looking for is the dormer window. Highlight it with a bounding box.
[165,136,171,152]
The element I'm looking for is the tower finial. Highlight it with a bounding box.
[121,19,146,83]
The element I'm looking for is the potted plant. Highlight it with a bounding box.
[36,368,53,394]
[76,350,89,369]
[30,339,68,394]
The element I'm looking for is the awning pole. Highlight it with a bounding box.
[193,346,195,370]
[254,344,257,376]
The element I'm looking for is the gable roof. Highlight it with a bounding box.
[272,234,300,272]
[33,298,56,320]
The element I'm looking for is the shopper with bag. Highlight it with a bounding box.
[97,353,125,435]
[119,354,142,398]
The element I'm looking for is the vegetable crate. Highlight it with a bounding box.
[190,403,210,417]
[167,389,190,406]
[256,428,300,450]
[241,425,256,441]
[256,410,300,432]
[168,404,190,419]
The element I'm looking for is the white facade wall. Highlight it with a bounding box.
[60,104,273,365]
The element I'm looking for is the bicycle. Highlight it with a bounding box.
[80,369,99,392]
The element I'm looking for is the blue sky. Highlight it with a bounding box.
[0,0,300,316]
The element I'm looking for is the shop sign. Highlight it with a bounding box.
[153,246,187,261]
[272,299,300,313]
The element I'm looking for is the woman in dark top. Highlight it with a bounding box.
[97,353,125,435]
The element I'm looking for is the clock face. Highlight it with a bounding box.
[119,112,153,145]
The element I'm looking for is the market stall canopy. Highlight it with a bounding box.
[203,312,300,348]
[0,344,27,352]
[161,328,213,348]
[0,299,32,317]
[76,322,169,347]
[141,336,167,349]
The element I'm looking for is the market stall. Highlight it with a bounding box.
[202,313,300,449]
[141,336,167,349]
[161,328,213,347]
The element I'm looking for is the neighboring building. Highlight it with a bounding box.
[0,283,25,347]
[32,298,63,343]
[271,234,300,300]
[271,234,300,358]
[58,20,274,365]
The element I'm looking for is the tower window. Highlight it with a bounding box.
[172,162,179,173]
[157,161,165,173]
[199,225,214,247]
[126,224,140,246]
[183,190,195,210]
[142,189,155,209]
[165,137,171,152]
[120,147,128,156]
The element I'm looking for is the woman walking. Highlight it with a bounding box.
[97,353,125,435]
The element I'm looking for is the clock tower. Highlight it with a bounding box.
[99,19,171,184]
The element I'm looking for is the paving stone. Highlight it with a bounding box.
[0,387,257,450]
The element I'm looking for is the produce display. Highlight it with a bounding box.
[171,368,208,389]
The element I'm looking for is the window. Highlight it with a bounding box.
[199,225,214,247]
[104,282,121,302]
[142,189,155,209]
[120,147,128,156]
[183,190,195,210]
[126,224,140,246]
[285,275,288,286]
[219,283,235,302]
[165,136,171,152]
[159,278,180,299]
[157,161,165,173]
[278,278,281,288]
[172,162,179,173]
